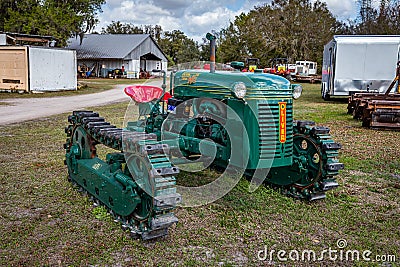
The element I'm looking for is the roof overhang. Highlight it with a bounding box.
[140,53,162,61]
[1,32,55,45]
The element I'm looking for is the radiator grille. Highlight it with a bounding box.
[258,102,293,160]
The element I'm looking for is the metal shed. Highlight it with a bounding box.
[67,34,168,78]
[0,46,77,92]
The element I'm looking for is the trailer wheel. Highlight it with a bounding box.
[321,87,330,101]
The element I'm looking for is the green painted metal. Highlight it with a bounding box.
[226,98,293,169]
[67,150,141,217]
[161,69,342,199]
[173,70,292,100]
[123,69,343,199]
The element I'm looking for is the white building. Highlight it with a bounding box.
[67,34,168,78]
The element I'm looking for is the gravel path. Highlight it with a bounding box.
[0,81,160,125]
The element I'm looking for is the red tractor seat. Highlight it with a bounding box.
[124,85,171,103]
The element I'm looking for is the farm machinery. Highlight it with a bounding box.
[245,58,260,72]
[64,33,344,240]
[348,61,400,129]
[267,58,292,80]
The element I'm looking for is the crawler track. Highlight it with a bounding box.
[64,111,181,240]
[270,121,344,201]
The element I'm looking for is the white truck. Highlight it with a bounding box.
[291,60,321,83]
[321,35,400,100]
[295,61,317,75]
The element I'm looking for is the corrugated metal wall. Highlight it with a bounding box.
[128,37,167,62]
[78,58,166,77]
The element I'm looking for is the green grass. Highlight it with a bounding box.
[0,78,149,99]
[0,83,399,266]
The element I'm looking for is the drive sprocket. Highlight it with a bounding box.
[268,121,344,200]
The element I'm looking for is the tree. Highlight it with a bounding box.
[158,30,201,65]
[101,21,144,34]
[356,0,377,34]
[218,0,343,69]
[386,1,400,34]
[354,0,400,34]
[143,25,163,43]
[0,0,16,32]
[217,13,251,64]
[102,22,164,43]
[199,42,211,61]
[2,0,105,46]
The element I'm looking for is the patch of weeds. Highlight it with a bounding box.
[218,213,239,229]
[328,192,358,204]
[340,156,377,172]
[338,193,358,203]
[176,167,222,187]
[367,186,381,193]
[92,206,111,221]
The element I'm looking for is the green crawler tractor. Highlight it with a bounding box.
[64,33,344,240]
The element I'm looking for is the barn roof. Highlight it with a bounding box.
[66,34,167,61]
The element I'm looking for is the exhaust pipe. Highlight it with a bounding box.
[206,33,216,73]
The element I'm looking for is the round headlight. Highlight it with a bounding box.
[233,82,247,99]
[292,84,303,99]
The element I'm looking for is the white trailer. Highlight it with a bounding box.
[321,35,400,100]
[0,46,77,92]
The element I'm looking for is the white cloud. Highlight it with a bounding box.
[98,1,171,28]
[106,0,125,8]
[95,0,359,39]
[185,7,238,33]
[320,0,358,19]
[241,0,269,11]
[155,0,192,12]
[158,16,181,32]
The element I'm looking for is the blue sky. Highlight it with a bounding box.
[95,0,360,41]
